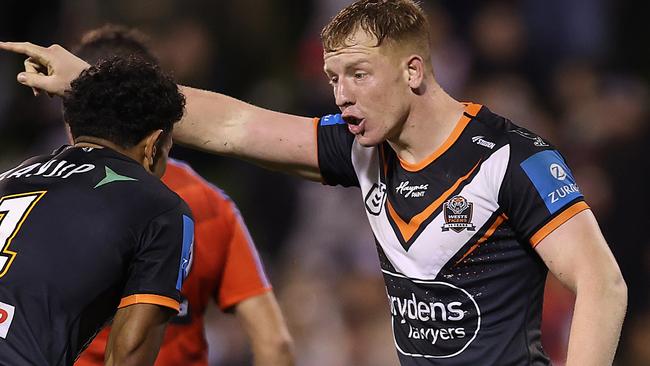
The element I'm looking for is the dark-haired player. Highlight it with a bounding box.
[69,25,294,366]
[0,0,628,364]
[0,57,190,366]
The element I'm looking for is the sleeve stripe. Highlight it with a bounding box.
[530,201,590,247]
[118,294,180,312]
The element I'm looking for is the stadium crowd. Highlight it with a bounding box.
[1,0,647,365]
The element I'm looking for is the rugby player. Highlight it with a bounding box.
[0,0,628,364]
[70,25,294,366]
[0,57,190,365]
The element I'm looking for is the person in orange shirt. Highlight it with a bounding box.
[70,26,294,366]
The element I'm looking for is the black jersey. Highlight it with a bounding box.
[0,146,194,366]
[317,103,588,365]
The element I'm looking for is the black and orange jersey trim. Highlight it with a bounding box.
[384,159,483,249]
[317,103,587,365]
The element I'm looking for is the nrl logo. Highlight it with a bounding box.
[365,182,387,216]
[441,196,476,233]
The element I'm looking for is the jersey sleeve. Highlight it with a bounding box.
[119,202,194,312]
[213,190,271,310]
[316,114,359,187]
[498,126,590,247]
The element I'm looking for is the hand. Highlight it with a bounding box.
[0,41,90,96]
[24,56,48,97]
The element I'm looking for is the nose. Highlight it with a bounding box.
[334,80,354,109]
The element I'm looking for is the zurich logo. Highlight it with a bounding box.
[549,163,567,181]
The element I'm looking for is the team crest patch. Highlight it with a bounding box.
[442,196,476,232]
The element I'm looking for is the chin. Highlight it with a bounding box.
[355,133,384,147]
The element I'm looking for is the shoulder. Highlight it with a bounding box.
[469,105,556,159]
[135,170,188,218]
[93,158,189,220]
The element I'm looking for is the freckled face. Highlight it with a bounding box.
[323,30,412,146]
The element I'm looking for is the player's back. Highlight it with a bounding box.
[0,146,186,365]
[76,159,272,366]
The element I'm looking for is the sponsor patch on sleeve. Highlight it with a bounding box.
[520,150,583,214]
[176,215,194,291]
[320,114,345,126]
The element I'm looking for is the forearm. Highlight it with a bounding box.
[565,277,627,365]
[175,86,249,155]
[105,323,167,366]
[105,305,172,366]
[251,338,295,366]
[105,342,158,366]
[176,86,321,179]
[236,293,295,366]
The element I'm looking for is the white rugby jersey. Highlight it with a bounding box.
[316,103,589,365]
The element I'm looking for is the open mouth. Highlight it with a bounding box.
[343,116,362,126]
[344,117,366,135]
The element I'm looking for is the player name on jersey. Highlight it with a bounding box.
[0,159,96,182]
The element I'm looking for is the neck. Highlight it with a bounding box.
[73,136,141,162]
[387,83,465,165]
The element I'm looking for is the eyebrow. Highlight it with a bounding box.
[346,59,371,69]
[324,59,372,75]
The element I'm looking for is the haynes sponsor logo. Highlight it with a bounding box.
[384,271,480,359]
[396,181,428,198]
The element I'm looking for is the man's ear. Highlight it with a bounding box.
[406,55,426,91]
[143,129,164,170]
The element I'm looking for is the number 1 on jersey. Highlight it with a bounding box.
[0,191,47,278]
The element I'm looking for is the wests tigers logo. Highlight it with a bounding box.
[441,196,476,233]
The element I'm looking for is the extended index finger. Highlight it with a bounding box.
[0,42,50,66]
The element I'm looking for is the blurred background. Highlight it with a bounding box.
[1,0,648,365]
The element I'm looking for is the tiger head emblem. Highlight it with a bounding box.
[447,196,469,215]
